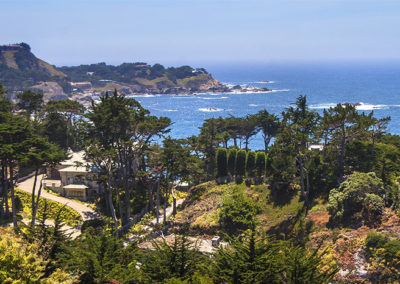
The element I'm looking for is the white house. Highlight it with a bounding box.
[44,151,101,201]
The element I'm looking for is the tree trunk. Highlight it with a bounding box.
[9,164,17,229]
[263,135,271,153]
[117,188,123,222]
[163,185,168,224]
[299,157,305,199]
[124,182,131,226]
[338,127,346,179]
[172,188,177,216]
[31,175,44,227]
[0,165,5,219]
[156,178,160,224]
[31,169,38,224]
[107,178,118,231]
[148,181,153,213]
[3,164,9,217]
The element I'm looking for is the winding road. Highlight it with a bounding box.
[17,174,99,221]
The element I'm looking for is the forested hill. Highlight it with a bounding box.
[0,43,228,97]
[0,43,69,93]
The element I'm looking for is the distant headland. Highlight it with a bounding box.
[0,43,270,103]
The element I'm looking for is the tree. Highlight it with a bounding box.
[240,115,258,151]
[216,148,228,180]
[213,229,337,283]
[85,90,170,227]
[0,229,46,282]
[42,99,85,150]
[142,234,209,282]
[322,103,360,180]
[328,172,385,226]
[219,186,259,234]
[198,118,224,178]
[236,150,246,181]
[246,151,256,178]
[16,90,43,119]
[0,113,32,228]
[255,151,266,179]
[24,136,66,227]
[281,95,319,200]
[227,148,237,178]
[255,109,280,152]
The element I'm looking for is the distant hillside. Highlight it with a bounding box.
[0,43,230,98]
[0,43,70,95]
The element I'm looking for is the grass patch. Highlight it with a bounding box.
[15,189,82,226]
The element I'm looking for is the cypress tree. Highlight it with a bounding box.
[216,148,228,178]
[227,148,237,177]
[246,151,256,177]
[255,152,266,178]
[236,150,246,177]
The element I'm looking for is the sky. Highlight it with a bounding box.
[1,0,399,67]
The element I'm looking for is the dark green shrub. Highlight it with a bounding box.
[384,240,400,262]
[255,152,266,178]
[227,148,237,177]
[246,151,256,177]
[236,150,246,177]
[366,232,387,255]
[327,172,385,226]
[81,219,106,233]
[219,187,260,234]
[216,148,228,178]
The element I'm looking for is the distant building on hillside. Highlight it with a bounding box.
[44,151,101,201]
[308,144,324,151]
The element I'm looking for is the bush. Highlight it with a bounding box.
[236,150,246,177]
[216,148,228,178]
[366,232,387,251]
[219,187,260,234]
[246,151,256,177]
[227,148,237,177]
[16,189,82,226]
[81,219,106,233]
[255,152,266,178]
[327,172,385,226]
[384,240,400,262]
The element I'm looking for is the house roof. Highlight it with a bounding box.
[58,165,90,173]
[63,184,88,190]
[60,151,86,166]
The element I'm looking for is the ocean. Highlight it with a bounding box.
[129,62,400,150]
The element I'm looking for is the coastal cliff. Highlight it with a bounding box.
[0,43,269,100]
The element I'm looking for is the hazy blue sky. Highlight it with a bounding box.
[1,0,399,66]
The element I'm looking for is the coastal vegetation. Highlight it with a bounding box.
[2,80,400,282]
[0,43,229,98]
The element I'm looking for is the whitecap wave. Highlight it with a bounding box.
[166,109,178,112]
[354,102,387,111]
[249,104,258,107]
[202,96,229,100]
[128,94,161,98]
[310,103,337,110]
[310,102,400,111]
[198,107,224,112]
[254,80,276,84]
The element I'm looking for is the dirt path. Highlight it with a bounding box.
[150,198,185,225]
[17,174,99,221]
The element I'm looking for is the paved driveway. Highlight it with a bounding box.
[17,174,99,221]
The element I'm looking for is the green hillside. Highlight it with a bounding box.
[0,43,70,93]
[0,43,226,96]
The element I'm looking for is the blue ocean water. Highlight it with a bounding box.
[131,62,400,150]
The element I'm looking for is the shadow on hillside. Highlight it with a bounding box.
[266,203,313,245]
